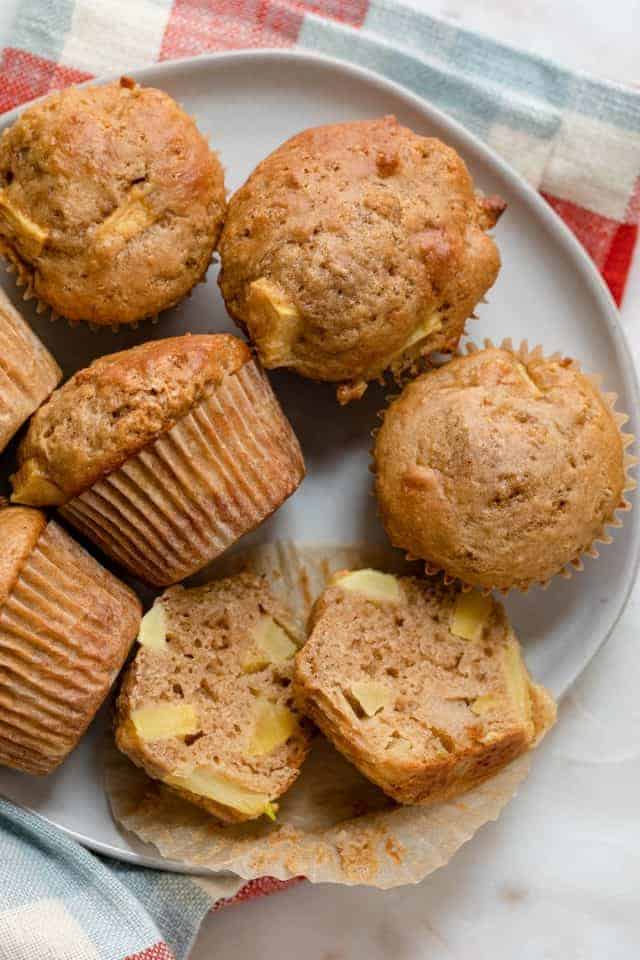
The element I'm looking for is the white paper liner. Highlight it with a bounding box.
[104,542,534,889]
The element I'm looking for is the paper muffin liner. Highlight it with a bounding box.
[0,285,61,452]
[60,360,305,587]
[0,519,140,775]
[372,337,637,594]
[104,541,534,889]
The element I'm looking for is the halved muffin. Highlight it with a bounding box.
[294,569,555,805]
[11,334,305,586]
[0,286,61,453]
[0,506,141,775]
[0,77,225,327]
[116,572,312,822]
[219,115,504,402]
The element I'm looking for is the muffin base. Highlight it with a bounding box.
[60,360,305,586]
[0,519,140,775]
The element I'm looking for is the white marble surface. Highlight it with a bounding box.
[1,2,639,957]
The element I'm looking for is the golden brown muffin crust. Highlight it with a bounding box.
[374,347,627,590]
[0,506,47,608]
[219,115,502,399]
[11,334,251,506]
[0,78,225,325]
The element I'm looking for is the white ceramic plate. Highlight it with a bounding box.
[0,50,637,874]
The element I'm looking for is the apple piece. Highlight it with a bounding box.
[247,277,301,366]
[165,765,274,818]
[502,642,532,723]
[0,191,48,257]
[332,569,402,605]
[349,680,393,718]
[241,615,297,673]
[131,703,199,741]
[450,591,493,641]
[248,699,298,757]
[138,603,167,652]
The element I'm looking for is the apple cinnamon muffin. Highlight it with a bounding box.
[0,77,225,326]
[0,286,61,452]
[11,334,305,586]
[0,506,140,775]
[219,115,504,403]
[294,569,555,805]
[374,344,633,591]
[116,572,312,822]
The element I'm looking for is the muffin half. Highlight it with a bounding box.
[374,344,634,591]
[0,506,141,775]
[11,334,305,586]
[219,115,504,403]
[294,569,556,805]
[116,572,312,822]
[0,77,225,326]
[0,286,61,452]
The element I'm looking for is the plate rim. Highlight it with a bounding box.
[1,46,638,872]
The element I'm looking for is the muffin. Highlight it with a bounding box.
[116,572,312,822]
[0,286,61,452]
[0,76,225,327]
[218,115,504,403]
[10,334,305,586]
[294,568,556,805]
[0,506,141,775]
[374,344,634,591]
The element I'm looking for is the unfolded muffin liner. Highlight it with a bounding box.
[373,337,637,594]
[104,541,535,889]
[60,360,305,587]
[0,285,61,453]
[0,519,140,775]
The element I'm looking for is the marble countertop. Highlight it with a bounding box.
[1,2,638,957]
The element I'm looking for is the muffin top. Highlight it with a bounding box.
[374,346,627,590]
[0,506,47,607]
[219,115,503,402]
[11,334,251,506]
[0,77,225,325]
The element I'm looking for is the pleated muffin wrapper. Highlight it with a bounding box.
[0,285,61,453]
[104,542,535,889]
[373,337,638,595]
[60,359,305,587]
[0,518,140,775]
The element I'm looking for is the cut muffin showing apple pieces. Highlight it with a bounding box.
[293,569,556,806]
[115,572,312,823]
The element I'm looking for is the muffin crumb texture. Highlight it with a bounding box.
[294,569,556,805]
[116,572,312,822]
[0,78,226,325]
[374,346,630,590]
[219,115,503,398]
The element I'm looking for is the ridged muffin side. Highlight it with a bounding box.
[0,507,141,775]
[0,287,61,453]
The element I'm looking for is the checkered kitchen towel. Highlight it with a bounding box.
[1,2,639,959]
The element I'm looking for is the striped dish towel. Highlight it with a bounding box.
[1,3,639,959]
